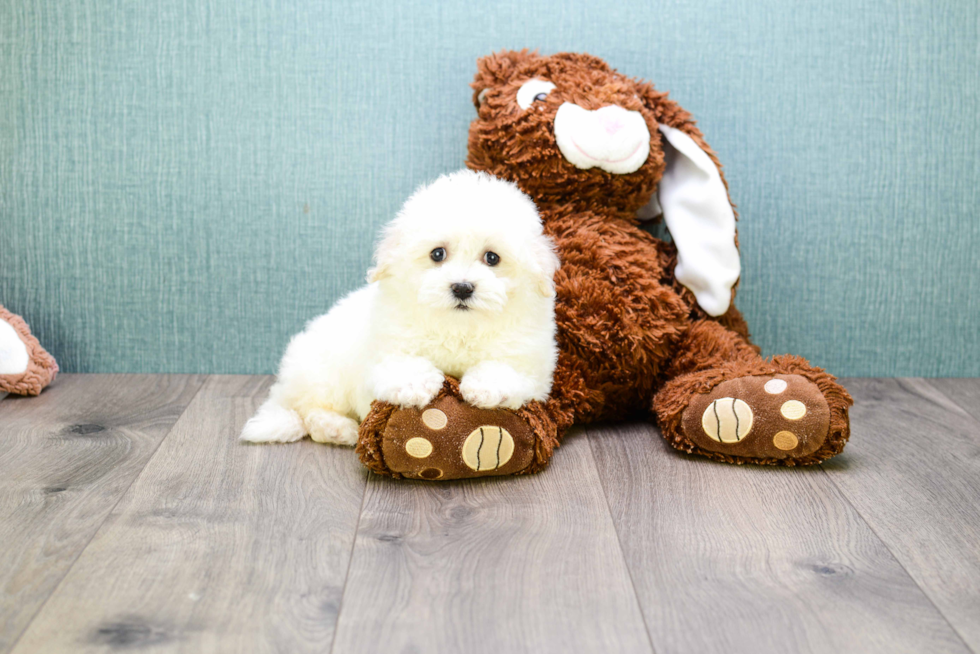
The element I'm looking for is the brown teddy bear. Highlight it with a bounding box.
[0,305,58,397]
[358,50,851,479]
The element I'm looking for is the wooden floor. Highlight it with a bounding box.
[1,376,978,653]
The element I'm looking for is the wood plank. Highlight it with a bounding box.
[0,374,204,654]
[589,421,971,654]
[331,430,653,654]
[925,378,980,423]
[11,375,368,654]
[822,378,980,652]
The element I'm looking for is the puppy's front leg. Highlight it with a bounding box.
[370,355,445,408]
[460,361,539,410]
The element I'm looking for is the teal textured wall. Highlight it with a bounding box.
[2,0,978,376]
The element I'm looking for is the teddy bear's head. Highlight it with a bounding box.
[467,50,742,317]
[467,50,728,215]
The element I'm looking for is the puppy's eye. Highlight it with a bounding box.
[430,247,446,263]
[483,251,500,267]
[516,79,556,110]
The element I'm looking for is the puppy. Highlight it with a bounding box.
[241,170,560,446]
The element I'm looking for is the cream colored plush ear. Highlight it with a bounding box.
[655,124,740,317]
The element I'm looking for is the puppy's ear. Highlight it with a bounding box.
[529,235,561,297]
[367,251,394,283]
[367,228,398,283]
[472,49,538,109]
[366,265,387,284]
[636,82,740,317]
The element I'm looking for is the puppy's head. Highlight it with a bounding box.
[369,170,559,317]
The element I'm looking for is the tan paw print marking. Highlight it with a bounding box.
[405,437,433,458]
[780,400,807,420]
[421,408,448,430]
[461,426,515,471]
[772,431,799,450]
[764,379,787,394]
[701,398,754,443]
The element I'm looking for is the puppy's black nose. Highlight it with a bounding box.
[451,282,474,300]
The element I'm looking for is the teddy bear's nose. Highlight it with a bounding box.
[600,113,626,135]
[451,282,475,300]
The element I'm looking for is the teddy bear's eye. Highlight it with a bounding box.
[483,251,500,267]
[430,247,446,263]
[517,79,556,110]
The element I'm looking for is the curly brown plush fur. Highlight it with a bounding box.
[464,50,851,466]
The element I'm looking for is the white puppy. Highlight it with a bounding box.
[241,170,560,446]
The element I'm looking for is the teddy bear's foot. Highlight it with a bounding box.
[356,377,559,480]
[680,374,833,461]
[0,305,58,396]
[655,356,853,466]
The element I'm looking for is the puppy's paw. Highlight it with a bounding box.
[460,362,536,410]
[375,373,445,408]
[460,383,516,410]
[372,357,445,409]
[304,409,359,446]
[241,402,306,443]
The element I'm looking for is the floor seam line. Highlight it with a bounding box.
[586,424,660,654]
[818,462,976,653]
[327,465,371,654]
[918,378,980,427]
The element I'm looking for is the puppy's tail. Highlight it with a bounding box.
[240,399,307,443]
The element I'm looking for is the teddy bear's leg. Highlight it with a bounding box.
[356,376,562,480]
[652,320,852,465]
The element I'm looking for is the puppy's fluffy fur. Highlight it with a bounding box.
[241,170,560,446]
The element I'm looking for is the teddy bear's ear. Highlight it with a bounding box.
[653,123,740,317]
[633,83,740,317]
[472,49,539,109]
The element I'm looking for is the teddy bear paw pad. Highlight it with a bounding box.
[378,396,536,480]
[683,375,830,459]
[461,426,515,472]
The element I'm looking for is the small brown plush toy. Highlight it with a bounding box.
[0,305,58,396]
[357,50,851,479]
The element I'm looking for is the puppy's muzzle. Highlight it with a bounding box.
[451,282,475,301]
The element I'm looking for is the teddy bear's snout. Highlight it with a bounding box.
[553,103,650,175]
